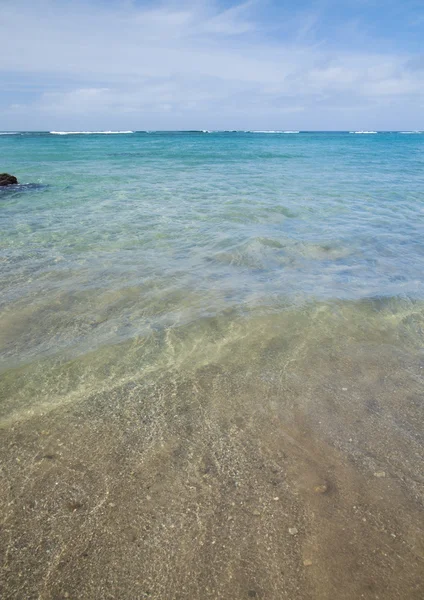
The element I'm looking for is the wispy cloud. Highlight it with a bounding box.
[1,0,423,129]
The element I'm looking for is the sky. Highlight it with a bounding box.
[1,0,423,131]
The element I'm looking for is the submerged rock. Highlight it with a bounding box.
[0,173,18,186]
[314,483,329,494]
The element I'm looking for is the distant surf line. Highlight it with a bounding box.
[50,131,134,135]
[250,130,300,134]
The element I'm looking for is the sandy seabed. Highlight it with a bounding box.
[1,303,423,599]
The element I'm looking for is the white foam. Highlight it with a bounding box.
[399,131,423,134]
[50,131,134,135]
[249,130,300,134]
[350,131,378,134]
[0,132,19,135]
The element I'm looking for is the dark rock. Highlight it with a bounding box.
[0,173,18,186]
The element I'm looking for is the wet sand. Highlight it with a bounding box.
[1,302,424,599]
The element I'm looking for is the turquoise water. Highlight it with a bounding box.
[1,132,424,599]
[1,131,424,410]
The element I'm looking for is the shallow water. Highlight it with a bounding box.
[1,132,423,599]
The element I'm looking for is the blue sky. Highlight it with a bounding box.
[1,0,423,130]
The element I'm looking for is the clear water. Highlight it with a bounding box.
[1,131,423,598]
[1,131,423,371]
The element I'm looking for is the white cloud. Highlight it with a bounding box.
[1,0,423,130]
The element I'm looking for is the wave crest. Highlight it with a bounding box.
[50,131,134,135]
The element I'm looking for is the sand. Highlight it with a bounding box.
[1,304,423,599]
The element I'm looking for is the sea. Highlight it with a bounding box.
[1,130,423,599]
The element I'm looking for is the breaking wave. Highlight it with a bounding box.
[50,131,134,135]
[250,130,300,134]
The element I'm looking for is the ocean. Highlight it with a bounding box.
[1,131,423,599]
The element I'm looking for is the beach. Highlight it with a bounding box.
[1,131,423,599]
